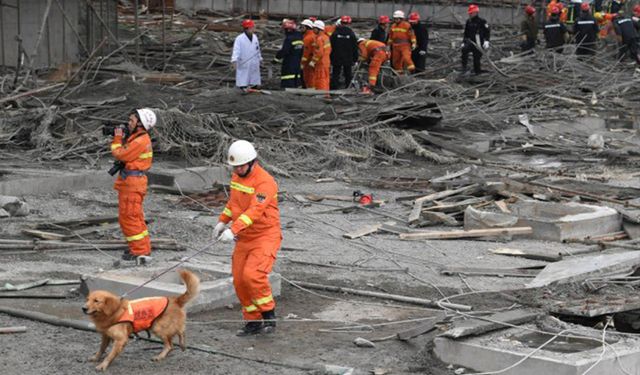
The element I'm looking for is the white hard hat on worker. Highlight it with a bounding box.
[136,108,157,130]
[393,10,405,19]
[228,140,257,166]
[314,20,325,30]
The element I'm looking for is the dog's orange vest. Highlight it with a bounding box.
[117,297,169,333]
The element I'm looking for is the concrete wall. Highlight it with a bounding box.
[0,0,117,68]
[176,0,521,26]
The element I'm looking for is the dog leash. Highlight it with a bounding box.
[120,238,220,299]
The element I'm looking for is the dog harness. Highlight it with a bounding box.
[116,297,169,333]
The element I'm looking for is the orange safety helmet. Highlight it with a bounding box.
[408,12,420,23]
[525,5,535,15]
[468,4,479,14]
[340,15,352,24]
[242,19,255,29]
[580,2,590,11]
[378,15,390,24]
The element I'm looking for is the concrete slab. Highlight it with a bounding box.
[148,166,228,192]
[435,325,640,375]
[0,171,114,196]
[527,251,640,288]
[79,262,281,313]
[512,201,621,242]
[441,309,542,339]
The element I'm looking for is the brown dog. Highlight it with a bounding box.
[83,269,199,371]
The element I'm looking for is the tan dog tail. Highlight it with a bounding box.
[176,269,200,307]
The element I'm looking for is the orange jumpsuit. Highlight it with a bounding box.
[301,30,316,89]
[218,163,282,321]
[325,24,337,37]
[388,20,416,74]
[312,31,332,91]
[111,129,153,256]
[359,39,389,86]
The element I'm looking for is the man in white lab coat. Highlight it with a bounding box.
[232,19,262,89]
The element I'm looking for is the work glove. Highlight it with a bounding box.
[273,57,282,64]
[114,127,124,137]
[309,60,316,68]
[213,222,226,238]
[460,42,466,49]
[418,50,427,56]
[218,228,236,243]
[411,43,417,51]
[483,41,490,50]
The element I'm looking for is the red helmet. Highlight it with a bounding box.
[378,15,390,24]
[580,2,590,11]
[550,5,561,15]
[242,19,255,29]
[282,20,296,30]
[408,12,420,23]
[634,4,640,16]
[468,4,479,14]
[340,15,352,24]
[525,5,535,15]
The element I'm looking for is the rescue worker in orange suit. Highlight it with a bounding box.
[408,12,429,73]
[574,3,599,56]
[461,4,490,75]
[357,38,390,94]
[213,140,282,336]
[310,20,332,93]
[300,19,316,89]
[388,10,416,74]
[274,20,303,88]
[330,15,359,89]
[371,15,390,43]
[111,108,156,261]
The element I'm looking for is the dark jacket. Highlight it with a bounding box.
[370,25,387,43]
[574,15,599,46]
[608,0,623,14]
[544,18,568,48]
[520,15,538,42]
[411,22,429,52]
[330,25,359,65]
[614,16,639,43]
[463,16,490,46]
[275,30,303,73]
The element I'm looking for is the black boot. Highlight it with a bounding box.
[261,310,276,334]
[121,252,136,261]
[236,321,263,337]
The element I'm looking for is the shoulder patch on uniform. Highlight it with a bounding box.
[257,193,266,203]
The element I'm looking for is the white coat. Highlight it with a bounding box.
[231,32,262,87]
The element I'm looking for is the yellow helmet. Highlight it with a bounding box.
[594,12,603,20]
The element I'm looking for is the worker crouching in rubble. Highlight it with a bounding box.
[357,38,390,94]
[213,140,282,336]
[110,109,156,262]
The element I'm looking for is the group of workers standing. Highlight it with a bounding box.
[231,11,431,94]
[521,1,640,63]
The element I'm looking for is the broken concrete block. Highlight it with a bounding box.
[511,200,621,242]
[587,133,605,149]
[0,195,29,216]
[464,206,517,230]
[148,166,228,192]
[527,251,640,288]
[0,171,113,196]
[0,208,9,218]
[440,308,541,339]
[353,337,376,348]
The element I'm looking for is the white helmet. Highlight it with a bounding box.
[314,20,325,30]
[357,38,366,43]
[301,19,314,28]
[228,140,257,166]
[393,10,405,18]
[136,108,157,130]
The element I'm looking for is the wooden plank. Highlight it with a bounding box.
[400,227,533,240]
[440,266,541,278]
[408,184,479,224]
[494,200,511,213]
[441,309,542,339]
[21,229,66,241]
[0,279,50,292]
[0,326,27,334]
[430,167,472,183]
[490,247,562,262]
[423,196,490,213]
[343,224,382,240]
[416,211,459,227]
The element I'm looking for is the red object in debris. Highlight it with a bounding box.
[359,194,373,205]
